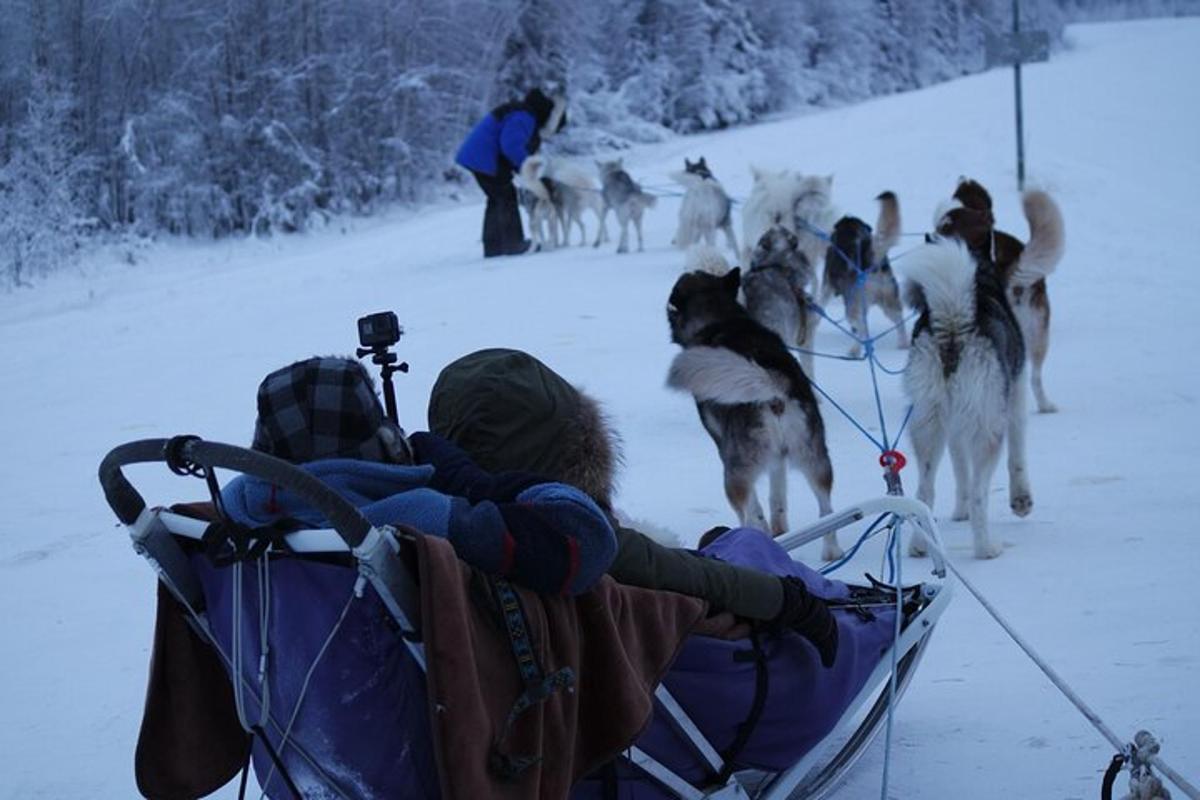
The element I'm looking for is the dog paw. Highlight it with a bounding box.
[975,541,1003,559]
[821,540,845,562]
[1037,402,1059,414]
[951,505,969,521]
[1010,493,1033,517]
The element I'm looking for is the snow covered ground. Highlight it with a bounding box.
[2,17,1198,799]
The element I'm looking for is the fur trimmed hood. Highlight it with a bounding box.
[427,348,622,510]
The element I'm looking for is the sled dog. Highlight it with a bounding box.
[900,239,1032,560]
[821,191,908,356]
[596,158,657,253]
[934,178,1065,412]
[521,156,608,248]
[743,225,820,382]
[669,157,738,256]
[517,173,562,250]
[741,168,837,293]
[665,268,841,561]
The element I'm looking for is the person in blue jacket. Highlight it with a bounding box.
[455,88,567,257]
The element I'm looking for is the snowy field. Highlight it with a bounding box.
[2,17,1199,799]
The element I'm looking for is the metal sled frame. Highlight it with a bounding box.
[100,438,951,799]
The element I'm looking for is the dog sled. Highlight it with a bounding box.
[101,436,952,799]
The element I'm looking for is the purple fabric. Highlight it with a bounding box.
[573,528,899,797]
[191,554,439,799]
[191,527,897,799]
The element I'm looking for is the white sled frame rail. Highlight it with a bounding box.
[101,438,951,800]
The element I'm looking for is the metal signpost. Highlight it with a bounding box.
[985,0,1050,190]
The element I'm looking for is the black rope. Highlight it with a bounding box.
[715,627,771,783]
[1101,753,1126,800]
[236,735,253,800]
[165,434,206,477]
[249,724,304,800]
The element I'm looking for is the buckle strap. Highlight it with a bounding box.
[487,578,576,781]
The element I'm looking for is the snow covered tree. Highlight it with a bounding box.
[0,69,89,286]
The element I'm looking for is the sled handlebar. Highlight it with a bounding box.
[99,437,373,548]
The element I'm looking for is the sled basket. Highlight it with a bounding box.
[100,437,951,799]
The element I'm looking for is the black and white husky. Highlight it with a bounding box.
[669,157,738,256]
[664,268,841,560]
[821,191,908,356]
[936,178,1065,412]
[596,158,657,253]
[900,240,1032,559]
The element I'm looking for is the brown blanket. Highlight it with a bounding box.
[415,533,707,799]
[136,506,710,799]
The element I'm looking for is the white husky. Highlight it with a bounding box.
[900,240,1032,560]
[741,168,837,293]
[669,157,738,256]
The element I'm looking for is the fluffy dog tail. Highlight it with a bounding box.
[519,156,551,203]
[872,191,901,256]
[548,159,598,192]
[897,240,977,324]
[666,347,788,404]
[684,244,731,276]
[1011,189,1064,286]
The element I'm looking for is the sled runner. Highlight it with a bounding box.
[101,437,951,799]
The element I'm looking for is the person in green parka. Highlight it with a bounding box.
[425,347,838,666]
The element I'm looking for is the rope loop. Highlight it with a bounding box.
[165,434,206,477]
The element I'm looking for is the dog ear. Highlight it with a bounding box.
[698,156,707,169]
[750,165,765,183]
[824,174,834,189]
[685,157,693,169]
[723,267,742,294]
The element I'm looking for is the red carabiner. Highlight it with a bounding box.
[879,449,907,473]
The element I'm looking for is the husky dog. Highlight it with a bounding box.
[821,191,908,356]
[743,225,819,381]
[900,240,1032,560]
[684,243,732,276]
[522,156,608,248]
[741,168,837,293]
[517,175,562,250]
[670,157,738,255]
[664,268,841,561]
[596,158,657,253]
[935,178,1065,412]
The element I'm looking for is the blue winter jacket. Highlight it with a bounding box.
[455,109,538,177]
[220,436,618,596]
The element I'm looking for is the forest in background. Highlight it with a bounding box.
[1,0,1195,286]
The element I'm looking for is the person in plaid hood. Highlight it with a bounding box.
[221,356,617,595]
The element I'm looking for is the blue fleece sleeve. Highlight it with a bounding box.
[440,482,616,596]
[498,111,536,169]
